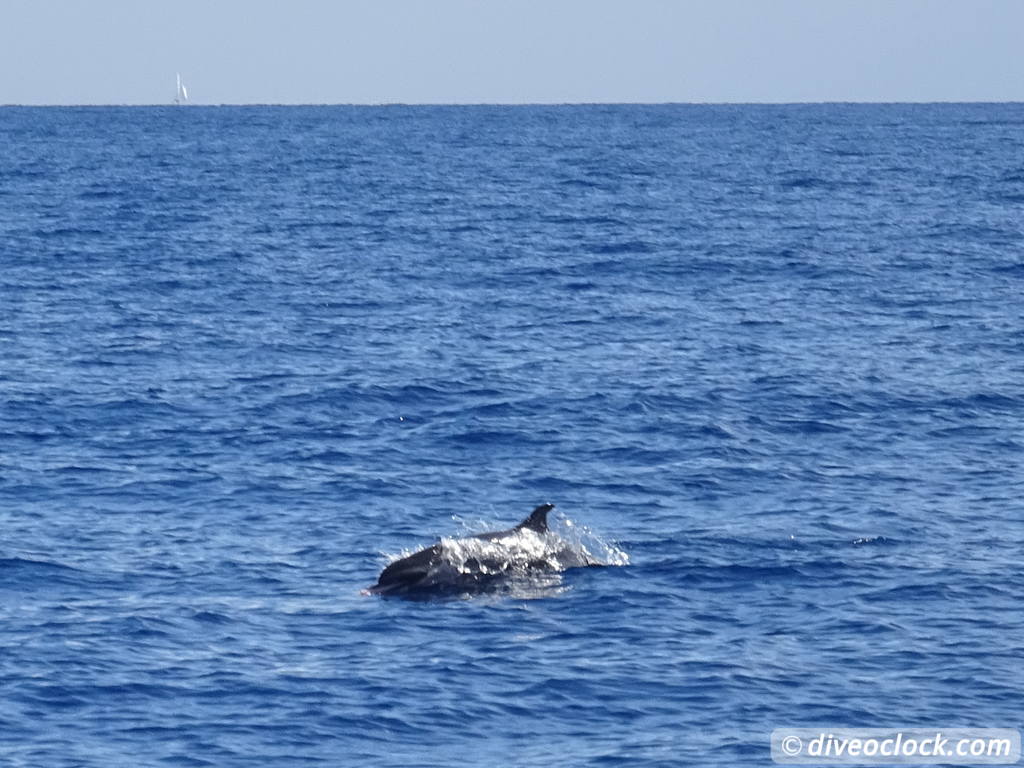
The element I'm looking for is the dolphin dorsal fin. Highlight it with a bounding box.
[516,503,555,533]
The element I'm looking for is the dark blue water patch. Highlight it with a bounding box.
[0,557,85,587]
[777,174,836,190]
[991,262,1024,277]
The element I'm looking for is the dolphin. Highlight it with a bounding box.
[368,503,596,597]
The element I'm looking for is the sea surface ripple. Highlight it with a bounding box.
[1,104,1023,766]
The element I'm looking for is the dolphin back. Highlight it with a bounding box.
[369,503,560,596]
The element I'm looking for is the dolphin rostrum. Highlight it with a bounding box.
[368,503,596,597]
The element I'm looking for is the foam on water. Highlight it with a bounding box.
[556,515,631,567]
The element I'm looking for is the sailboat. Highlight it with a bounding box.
[174,73,189,105]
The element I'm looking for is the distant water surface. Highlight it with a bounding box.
[1,104,1023,767]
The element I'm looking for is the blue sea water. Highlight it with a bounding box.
[1,103,1023,766]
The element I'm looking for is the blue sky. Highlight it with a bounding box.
[1,0,1021,104]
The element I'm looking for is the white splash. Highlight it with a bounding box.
[556,516,630,567]
[374,513,628,599]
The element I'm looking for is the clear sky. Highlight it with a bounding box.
[1,0,1021,105]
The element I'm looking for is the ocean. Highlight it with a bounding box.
[1,103,1022,766]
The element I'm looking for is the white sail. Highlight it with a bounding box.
[175,73,188,105]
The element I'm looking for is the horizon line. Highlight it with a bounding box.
[2,99,1023,108]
